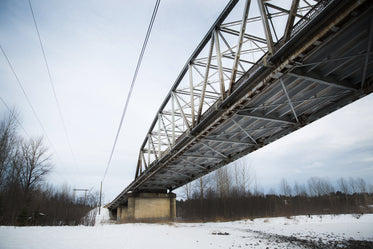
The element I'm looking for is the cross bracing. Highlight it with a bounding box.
[108,0,373,210]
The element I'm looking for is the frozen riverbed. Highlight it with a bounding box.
[1,210,372,249]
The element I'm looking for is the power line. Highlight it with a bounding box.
[102,0,161,182]
[1,47,70,184]
[0,45,56,148]
[27,0,79,174]
[0,44,74,188]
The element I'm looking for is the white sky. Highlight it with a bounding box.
[1,0,372,203]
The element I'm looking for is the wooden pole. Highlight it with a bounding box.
[99,181,102,215]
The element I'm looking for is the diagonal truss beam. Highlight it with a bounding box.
[135,153,141,178]
[202,137,253,145]
[180,158,207,170]
[182,154,225,160]
[159,114,172,149]
[232,119,257,144]
[149,134,158,161]
[218,31,246,72]
[219,28,267,44]
[362,17,373,88]
[165,169,191,179]
[284,0,300,42]
[201,142,228,158]
[289,69,359,91]
[197,34,215,123]
[229,0,251,95]
[236,110,296,124]
[193,61,245,75]
[173,92,191,129]
[280,79,299,123]
[266,2,304,19]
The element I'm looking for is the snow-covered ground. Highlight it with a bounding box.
[1,209,372,249]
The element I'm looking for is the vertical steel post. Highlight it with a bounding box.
[158,114,161,158]
[135,153,141,178]
[149,135,158,161]
[141,151,147,169]
[284,0,300,42]
[99,181,102,215]
[197,34,215,122]
[229,0,251,94]
[258,0,274,54]
[171,93,175,144]
[139,152,143,174]
[147,134,151,165]
[189,64,195,127]
[214,29,226,100]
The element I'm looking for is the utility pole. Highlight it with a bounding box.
[99,181,102,215]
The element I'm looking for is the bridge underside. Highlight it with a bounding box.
[108,0,373,211]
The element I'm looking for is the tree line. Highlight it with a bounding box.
[177,159,373,221]
[0,111,98,226]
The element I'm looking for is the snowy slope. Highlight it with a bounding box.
[0,211,372,249]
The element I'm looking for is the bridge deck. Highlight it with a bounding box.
[108,0,373,210]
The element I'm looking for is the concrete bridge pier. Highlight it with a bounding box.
[116,192,176,222]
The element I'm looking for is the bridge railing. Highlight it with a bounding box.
[135,0,319,179]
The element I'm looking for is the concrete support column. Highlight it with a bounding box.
[170,195,176,219]
[117,192,176,222]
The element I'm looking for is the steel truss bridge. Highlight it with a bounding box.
[108,0,373,210]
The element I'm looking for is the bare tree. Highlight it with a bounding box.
[337,177,350,194]
[233,159,252,195]
[198,177,204,200]
[307,177,334,196]
[368,184,373,194]
[0,113,98,226]
[348,177,359,194]
[356,178,367,193]
[307,177,318,196]
[280,178,292,196]
[0,111,18,188]
[215,166,231,199]
[252,171,260,196]
[6,141,23,188]
[293,181,307,196]
[193,176,209,200]
[19,137,53,196]
[183,182,192,200]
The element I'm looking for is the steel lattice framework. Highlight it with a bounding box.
[108,0,373,210]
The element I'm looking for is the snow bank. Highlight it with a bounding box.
[0,213,372,249]
[94,206,112,225]
[221,214,373,241]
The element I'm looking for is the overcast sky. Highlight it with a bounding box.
[1,0,372,203]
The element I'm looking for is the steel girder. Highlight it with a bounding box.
[108,0,373,210]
